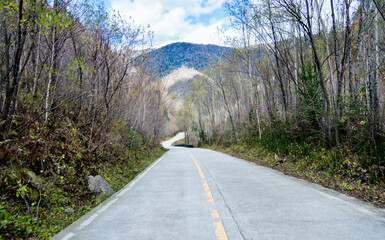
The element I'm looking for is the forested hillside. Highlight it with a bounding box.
[179,0,385,206]
[0,0,167,238]
[142,42,232,77]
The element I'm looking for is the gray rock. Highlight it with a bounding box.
[87,175,115,196]
[64,208,75,215]
[275,154,283,164]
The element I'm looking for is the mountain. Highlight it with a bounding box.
[140,42,231,133]
[143,42,233,77]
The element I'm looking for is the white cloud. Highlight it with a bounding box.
[108,0,230,46]
[179,18,227,45]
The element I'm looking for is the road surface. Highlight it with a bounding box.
[53,133,385,239]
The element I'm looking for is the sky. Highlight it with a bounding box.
[104,0,232,47]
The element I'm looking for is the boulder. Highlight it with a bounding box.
[25,169,42,188]
[64,208,75,216]
[275,154,283,164]
[87,175,115,196]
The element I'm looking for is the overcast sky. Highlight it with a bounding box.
[104,0,232,47]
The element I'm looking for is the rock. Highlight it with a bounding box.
[275,154,283,164]
[38,139,49,144]
[64,208,75,215]
[25,169,42,188]
[87,175,115,196]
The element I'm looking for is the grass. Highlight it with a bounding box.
[172,139,185,145]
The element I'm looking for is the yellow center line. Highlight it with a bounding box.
[188,151,229,240]
[211,210,220,218]
[213,219,228,239]
[191,153,206,179]
[203,181,210,191]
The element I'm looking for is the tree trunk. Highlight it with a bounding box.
[372,5,380,137]
[45,0,59,123]
[331,0,342,144]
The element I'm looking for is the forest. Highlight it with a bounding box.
[1,0,385,238]
[0,0,168,238]
[180,0,385,207]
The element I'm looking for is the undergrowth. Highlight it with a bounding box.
[0,117,167,239]
[205,121,385,208]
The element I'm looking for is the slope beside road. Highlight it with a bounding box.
[53,134,385,240]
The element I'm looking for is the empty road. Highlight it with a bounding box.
[53,133,385,239]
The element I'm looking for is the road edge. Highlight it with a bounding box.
[200,147,385,217]
[52,151,169,240]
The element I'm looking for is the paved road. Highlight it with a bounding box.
[53,133,385,240]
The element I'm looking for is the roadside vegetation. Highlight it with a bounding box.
[1,141,166,239]
[0,0,167,238]
[206,125,385,208]
[179,0,385,208]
